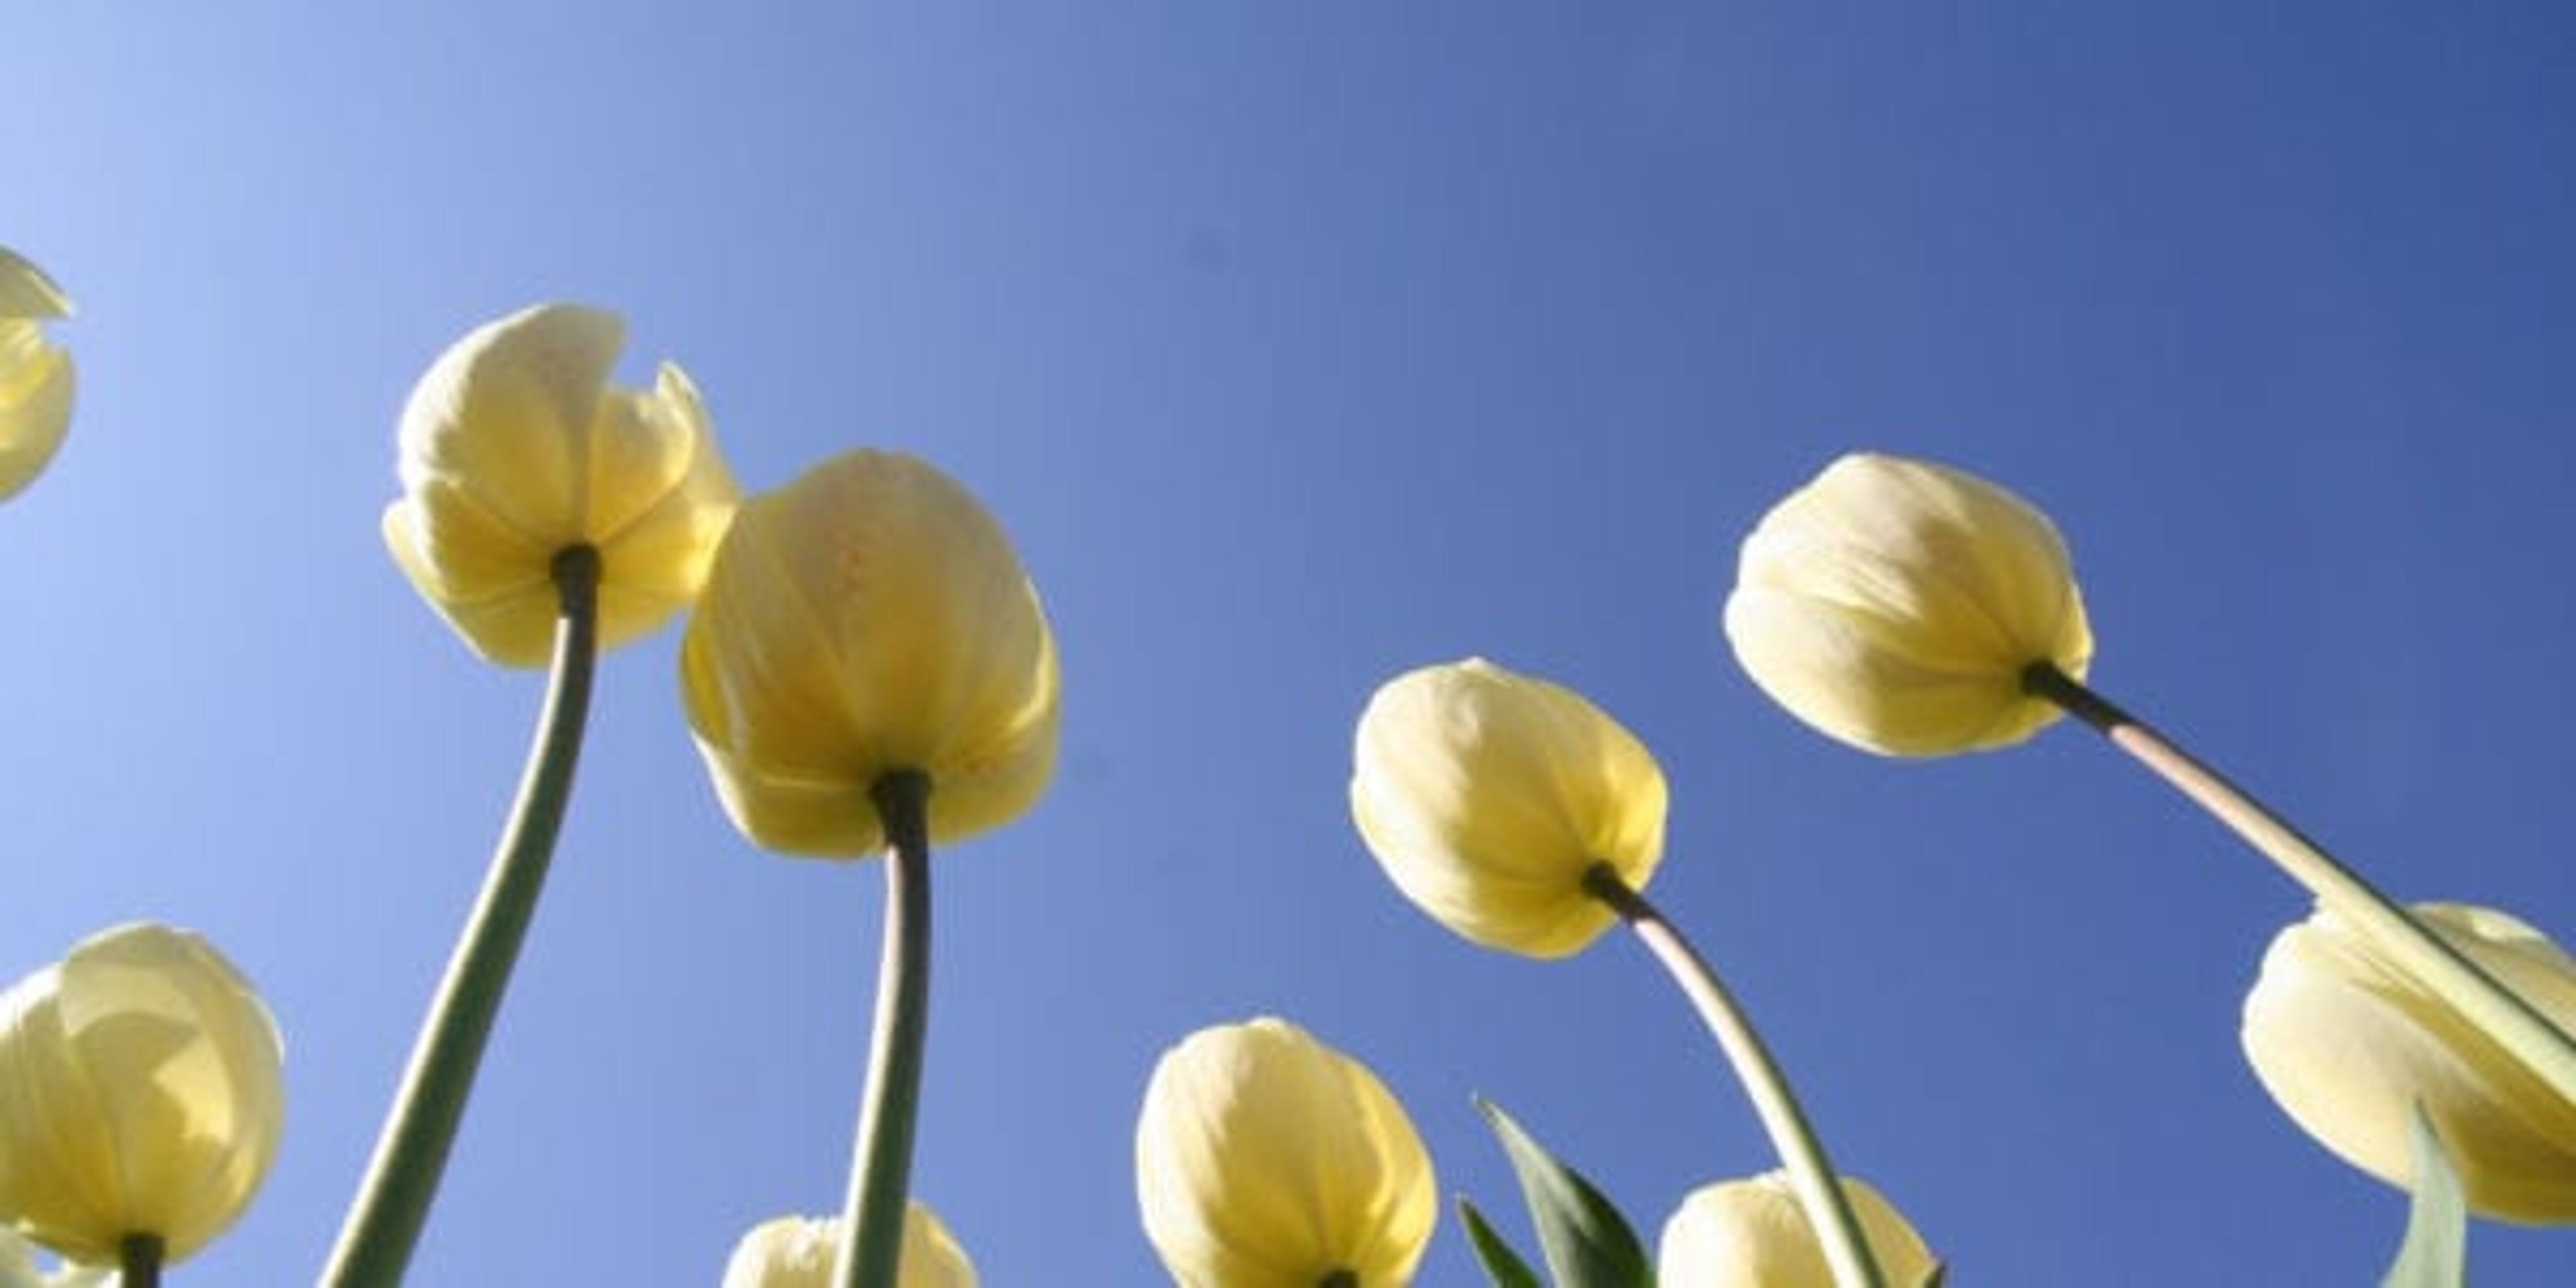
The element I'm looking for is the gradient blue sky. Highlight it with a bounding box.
[7,4,2575,1283]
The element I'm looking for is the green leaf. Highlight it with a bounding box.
[1458,1196,1546,1288]
[2380,1102,2469,1288]
[1474,1097,1654,1288]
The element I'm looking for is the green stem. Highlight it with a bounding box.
[836,770,936,1288]
[119,1234,164,1288]
[1585,866,1885,1288]
[2024,662,2576,1106]
[322,545,602,1287]
[1318,1273,1360,1288]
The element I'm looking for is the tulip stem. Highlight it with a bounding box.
[837,769,936,1288]
[2023,662,2576,1106]
[120,1234,164,1288]
[1318,1273,1360,1288]
[1584,865,1886,1288]
[323,545,602,1288]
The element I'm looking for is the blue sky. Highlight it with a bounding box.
[6,3,2576,1283]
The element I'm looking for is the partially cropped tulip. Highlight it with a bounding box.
[721,1203,977,1288]
[0,923,286,1266]
[1724,452,2093,757]
[2242,902,2576,1223]
[1351,658,1666,959]
[681,449,1060,856]
[1136,1018,1435,1287]
[1658,1173,1938,1288]
[0,248,74,501]
[384,303,739,665]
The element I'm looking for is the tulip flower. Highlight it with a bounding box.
[1659,1173,1938,1288]
[721,1204,977,1288]
[0,247,75,501]
[683,449,1056,1287]
[1723,452,2093,757]
[1136,1018,1436,1288]
[682,449,1060,858]
[2243,902,2576,1224]
[1354,659,1887,1285]
[383,303,739,667]
[0,924,285,1277]
[334,303,735,1283]
[1728,451,2576,1146]
[1350,658,1666,959]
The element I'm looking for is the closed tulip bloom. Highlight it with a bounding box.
[0,248,75,501]
[1351,659,1666,959]
[1658,1173,1937,1288]
[681,449,1060,856]
[720,1203,977,1288]
[384,303,740,665]
[1136,1018,1435,1288]
[0,923,286,1265]
[2242,902,2576,1223]
[1724,453,2093,757]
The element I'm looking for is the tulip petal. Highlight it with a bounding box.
[0,321,74,501]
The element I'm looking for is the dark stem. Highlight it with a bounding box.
[322,545,602,1287]
[2021,661,2576,1102]
[119,1234,164,1288]
[1585,865,1886,1288]
[1318,1273,1360,1288]
[836,769,936,1288]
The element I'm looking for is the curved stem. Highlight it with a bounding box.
[119,1234,164,1288]
[1318,1273,1359,1288]
[836,770,935,1288]
[323,545,602,1287]
[1585,866,1886,1288]
[2024,663,2576,1104]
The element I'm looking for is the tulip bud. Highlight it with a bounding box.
[680,449,1060,857]
[1351,658,1667,959]
[383,303,740,665]
[1136,1018,1436,1287]
[0,923,286,1266]
[1723,453,2093,757]
[0,248,75,501]
[720,1203,977,1288]
[1658,1173,1937,1288]
[2241,902,2576,1223]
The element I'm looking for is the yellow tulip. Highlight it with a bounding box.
[383,303,739,665]
[680,449,1060,856]
[2242,901,2576,1223]
[1658,1173,1938,1288]
[1723,452,2093,757]
[1136,1018,1436,1288]
[0,248,75,501]
[720,1203,977,1288]
[0,923,285,1265]
[1350,659,1667,959]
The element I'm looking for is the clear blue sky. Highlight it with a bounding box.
[7,4,2575,1283]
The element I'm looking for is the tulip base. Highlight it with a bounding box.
[2021,663,2576,1114]
[1582,864,1886,1288]
[121,1234,163,1288]
[837,769,936,1288]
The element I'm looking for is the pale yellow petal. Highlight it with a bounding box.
[1136,1019,1434,1287]
[720,1205,976,1288]
[0,250,71,321]
[1658,1173,1937,1288]
[1350,659,1665,958]
[2243,902,2576,1224]
[0,322,74,501]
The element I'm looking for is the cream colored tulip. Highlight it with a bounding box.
[1351,659,1666,959]
[680,449,1060,856]
[1658,1173,1937,1288]
[1136,1018,1436,1288]
[0,923,286,1265]
[0,248,75,501]
[384,303,739,665]
[2242,902,2576,1223]
[720,1203,977,1288]
[1724,453,2093,757]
